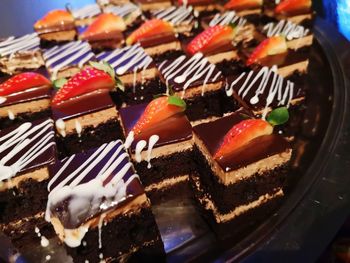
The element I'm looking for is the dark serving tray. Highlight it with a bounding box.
[0,1,350,262]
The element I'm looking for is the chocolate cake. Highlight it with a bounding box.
[0,33,44,75]
[134,0,172,11]
[42,41,95,80]
[0,71,52,130]
[191,113,291,236]
[46,140,165,262]
[72,3,102,26]
[179,0,221,17]
[0,119,57,243]
[118,97,195,202]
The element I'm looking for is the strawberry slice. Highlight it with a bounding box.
[246,36,287,66]
[81,13,126,40]
[132,95,186,136]
[224,0,262,10]
[214,119,273,160]
[34,10,74,29]
[0,72,51,97]
[187,25,235,55]
[51,66,114,106]
[275,0,311,15]
[126,19,174,45]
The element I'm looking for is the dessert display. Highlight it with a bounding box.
[0,0,318,261]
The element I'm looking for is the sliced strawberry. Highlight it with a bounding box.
[126,19,174,45]
[246,36,287,66]
[224,0,262,10]
[0,72,51,97]
[81,13,126,40]
[214,119,273,160]
[132,96,186,136]
[34,10,74,29]
[187,25,235,55]
[51,66,114,106]
[275,0,311,15]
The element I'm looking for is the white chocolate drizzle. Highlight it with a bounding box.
[72,4,101,19]
[209,11,247,29]
[135,140,147,163]
[75,120,82,137]
[7,110,15,120]
[0,96,6,104]
[158,53,222,98]
[98,213,106,249]
[153,6,194,26]
[146,135,159,168]
[263,20,309,41]
[55,119,66,137]
[0,119,55,182]
[0,33,40,57]
[124,131,134,149]
[103,3,140,18]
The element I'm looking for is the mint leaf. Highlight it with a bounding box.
[89,61,115,79]
[168,95,186,109]
[267,107,289,126]
[53,78,67,90]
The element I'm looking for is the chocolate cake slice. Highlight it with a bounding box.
[157,53,237,123]
[46,140,165,262]
[0,119,57,243]
[72,3,102,26]
[191,113,291,236]
[118,97,195,202]
[42,41,95,80]
[0,71,52,130]
[0,33,44,75]
[134,0,172,11]
[96,44,162,105]
[178,0,221,18]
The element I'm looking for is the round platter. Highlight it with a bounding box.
[0,1,350,262]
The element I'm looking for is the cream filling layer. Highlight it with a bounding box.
[0,98,50,118]
[120,68,158,86]
[194,4,220,13]
[173,81,223,99]
[145,174,189,192]
[39,30,76,42]
[287,34,313,50]
[278,59,309,78]
[144,41,181,56]
[0,211,44,231]
[193,134,292,186]
[206,50,238,65]
[237,9,261,16]
[140,1,171,11]
[288,14,313,25]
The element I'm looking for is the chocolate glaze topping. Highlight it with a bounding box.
[139,32,178,48]
[193,113,290,171]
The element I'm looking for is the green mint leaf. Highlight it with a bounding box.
[168,95,186,109]
[89,61,115,79]
[266,107,289,126]
[53,78,67,90]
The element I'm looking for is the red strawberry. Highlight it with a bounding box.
[0,72,51,97]
[51,66,114,106]
[224,0,262,10]
[126,19,173,45]
[187,25,235,55]
[246,36,287,66]
[34,10,74,29]
[132,96,186,135]
[214,119,273,160]
[275,0,311,15]
[81,13,126,40]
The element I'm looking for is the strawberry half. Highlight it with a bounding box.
[214,119,273,160]
[275,0,311,15]
[34,10,74,29]
[246,36,287,66]
[126,19,174,45]
[81,13,126,40]
[224,0,263,10]
[187,25,235,55]
[132,95,186,136]
[51,66,114,106]
[0,72,51,97]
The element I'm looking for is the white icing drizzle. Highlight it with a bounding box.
[98,213,106,249]
[153,6,194,26]
[72,4,101,19]
[226,66,295,118]
[135,140,147,163]
[103,3,140,18]
[75,120,82,137]
[46,140,140,248]
[34,226,50,247]
[46,255,51,261]
[43,41,95,80]
[0,96,6,104]
[0,33,40,57]
[55,119,66,137]
[209,11,247,29]
[146,135,159,169]
[124,131,134,149]
[158,53,222,98]
[263,20,309,41]
[0,119,55,182]
[7,110,15,120]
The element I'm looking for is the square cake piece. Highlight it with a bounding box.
[157,53,237,123]
[96,44,162,106]
[191,113,291,235]
[118,96,195,202]
[0,71,52,130]
[71,3,102,26]
[134,0,172,12]
[0,119,57,243]
[43,41,95,80]
[46,140,165,262]
[0,33,44,75]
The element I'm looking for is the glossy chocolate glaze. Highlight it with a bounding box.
[185,0,215,6]
[48,140,144,229]
[119,102,192,151]
[35,23,76,34]
[139,32,178,48]
[202,41,236,56]
[193,113,290,171]
[0,118,56,177]
[51,89,115,121]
